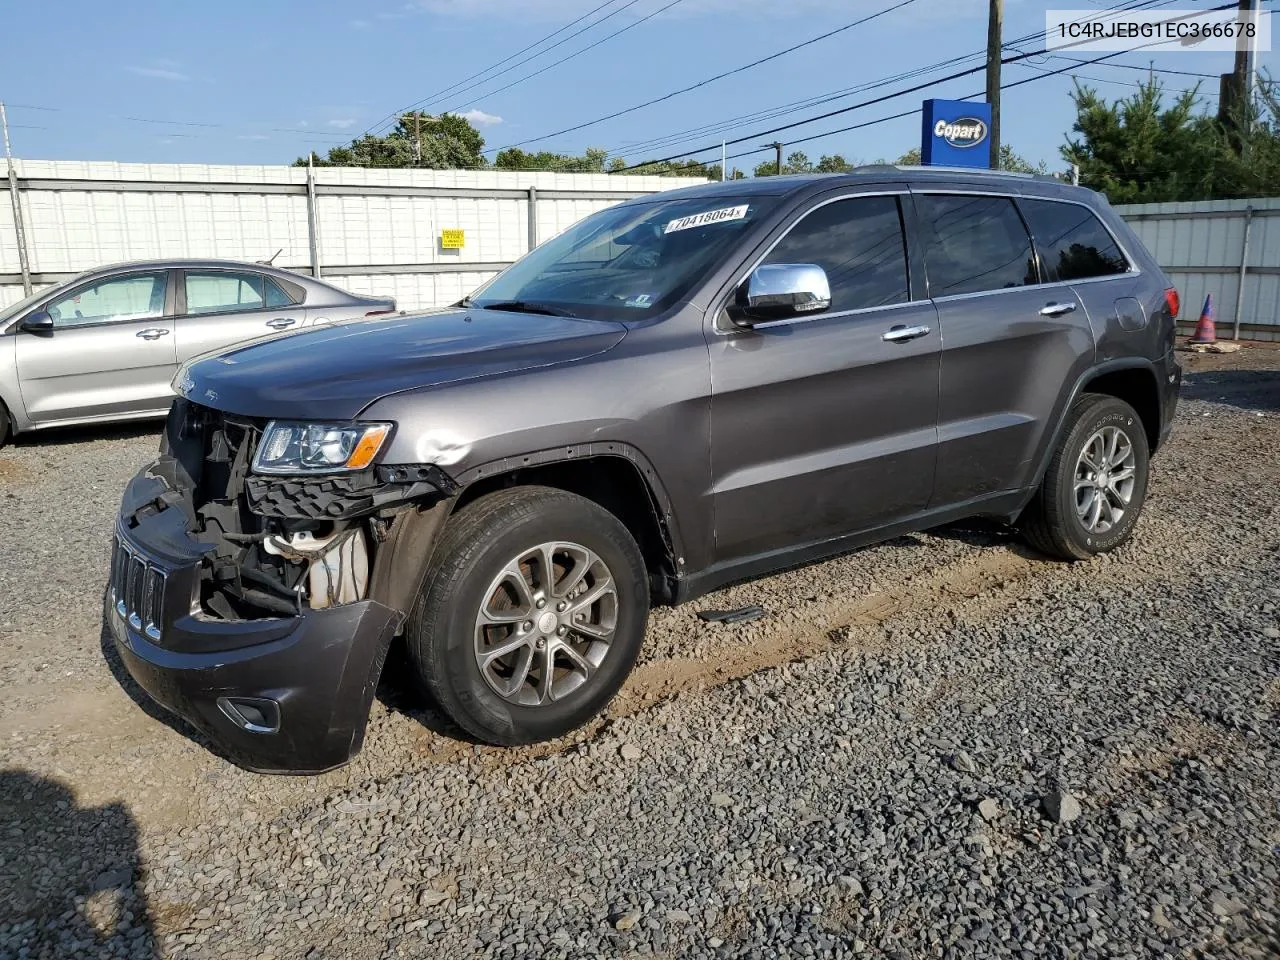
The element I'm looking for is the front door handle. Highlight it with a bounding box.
[1040,302,1078,317]
[882,324,931,343]
[136,328,170,340]
[266,317,297,329]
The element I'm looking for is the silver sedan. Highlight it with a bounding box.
[0,259,396,445]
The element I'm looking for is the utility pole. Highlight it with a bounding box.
[0,102,31,295]
[412,112,422,166]
[772,141,784,176]
[986,0,1003,170]
[1236,0,1258,125]
[722,140,727,182]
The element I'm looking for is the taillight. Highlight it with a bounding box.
[1164,287,1180,319]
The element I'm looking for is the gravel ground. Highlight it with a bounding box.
[1,347,1278,959]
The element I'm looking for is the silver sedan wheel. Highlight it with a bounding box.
[473,541,618,706]
[1074,425,1137,534]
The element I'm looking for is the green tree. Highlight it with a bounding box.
[752,150,823,177]
[1061,76,1280,203]
[815,154,855,173]
[495,146,611,172]
[1061,79,1215,203]
[297,112,487,169]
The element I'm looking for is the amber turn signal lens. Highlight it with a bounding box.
[345,424,392,470]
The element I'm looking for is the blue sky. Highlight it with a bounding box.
[1,0,1271,173]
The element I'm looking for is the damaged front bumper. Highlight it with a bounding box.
[107,401,453,773]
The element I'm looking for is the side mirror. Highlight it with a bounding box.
[729,263,831,326]
[20,310,54,334]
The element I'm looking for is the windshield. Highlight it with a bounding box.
[468,195,777,322]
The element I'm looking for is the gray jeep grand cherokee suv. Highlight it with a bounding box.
[110,167,1181,772]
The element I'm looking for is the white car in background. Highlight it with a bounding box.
[0,259,395,445]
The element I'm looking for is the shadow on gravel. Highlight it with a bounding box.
[927,517,1049,561]
[374,639,485,745]
[1181,368,1280,413]
[97,606,245,769]
[10,419,161,448]
[0,769,158,957]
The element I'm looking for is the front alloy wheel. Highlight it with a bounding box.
[474,541,618,705]
[407,486,648,745]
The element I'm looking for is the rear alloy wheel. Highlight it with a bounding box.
[407,486,648,745]
[1020,394,1150,560]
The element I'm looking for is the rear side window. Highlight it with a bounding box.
[917,194,1037,297]
[763,195,909,312]
[185,271,293,315]
[1019,198,1129,282]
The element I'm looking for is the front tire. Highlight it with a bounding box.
[406,486,649,745]
[1019,394,1150,560]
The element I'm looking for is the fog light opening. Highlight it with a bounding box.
[217,696,282,734]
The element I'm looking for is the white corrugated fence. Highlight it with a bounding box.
[1115,197,1280,341]
[0,160,708,311]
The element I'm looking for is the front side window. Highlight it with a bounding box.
[185,271,290,315]
[1019,198,1129,282]
[762,196,909,313]
[46,272,167,328]
[468,195,778,322]
[918,194,1037,297]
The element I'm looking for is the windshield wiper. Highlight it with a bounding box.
[477,300,570,317]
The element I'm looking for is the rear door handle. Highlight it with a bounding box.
[136,328,170,340]
[1040,302,1077,317]
[882,324,931,343]
[266,317,297,329]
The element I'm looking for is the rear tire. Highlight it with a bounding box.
[0,399,10,449]
[406,485,648,745]
[1019,394,1150,560]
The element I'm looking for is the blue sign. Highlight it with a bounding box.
[921,99,993,168]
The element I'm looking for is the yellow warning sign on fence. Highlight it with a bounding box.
[440,229,465,249]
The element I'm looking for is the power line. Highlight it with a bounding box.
[553,0,1167,162]
[369,0,647,134]
[443,0,688,119]
[612,0,1235,171]
[484,0,921,155]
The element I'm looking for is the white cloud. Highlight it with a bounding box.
[327,118,358,129]
[127,64,189,82]
[460,108,503,127]
[351,18,370,28]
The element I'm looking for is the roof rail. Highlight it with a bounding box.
[874,164,1066,183]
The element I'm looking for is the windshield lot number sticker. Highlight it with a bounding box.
[664,204,749,234]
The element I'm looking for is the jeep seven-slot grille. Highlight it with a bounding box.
[111,535,166,641]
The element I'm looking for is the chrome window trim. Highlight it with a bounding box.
[912,188,1141,286]
[711,189,919,336]
[743,299,925,331]
[928,271,1143,306]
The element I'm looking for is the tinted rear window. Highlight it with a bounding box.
[1019,198,1129,282]
[918,194,1037,297]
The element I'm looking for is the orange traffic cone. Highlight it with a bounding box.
[1189,294,1217,343]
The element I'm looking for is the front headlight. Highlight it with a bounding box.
[252,421,393,475]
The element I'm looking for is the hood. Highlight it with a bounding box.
[175,308,628,420]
